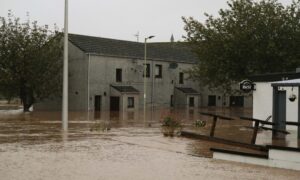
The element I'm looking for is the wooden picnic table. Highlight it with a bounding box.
[240,116,289,144]
[286,121,300,126]
[200,112,234,137]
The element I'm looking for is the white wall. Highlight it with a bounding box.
[253,82,273,121]
[253,82,298,130]
[284,86,298,130]
[213,148,300,171]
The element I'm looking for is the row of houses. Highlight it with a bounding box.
[35,34,252,112]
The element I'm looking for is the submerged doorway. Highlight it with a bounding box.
[208,95,216,106]
[110,96,120,111]
[94,95,102,111]
[94,95,102,119]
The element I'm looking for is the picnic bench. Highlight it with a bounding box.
[184,112,267,151]
[181,112,297,152]
[240,116,290,144]
[286,121,300,126]
[200,112,234,137]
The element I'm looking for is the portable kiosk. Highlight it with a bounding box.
[271,79,300,138]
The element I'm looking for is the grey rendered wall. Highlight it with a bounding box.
[174,89,187,108]
[34,42,88,111]
[200,85,253,108]
[87,55,200,111]
[68,42,88,111]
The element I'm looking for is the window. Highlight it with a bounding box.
[155,64,162,78]
[128,97,134,108]
[143,64,150,78]
[179,72,184,84]
[189,97,195,107]
[116,68,122,82]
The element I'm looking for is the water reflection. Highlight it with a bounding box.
[0,107,299,157]
[94,111,101,119]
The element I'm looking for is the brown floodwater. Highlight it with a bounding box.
[0,107,300,179]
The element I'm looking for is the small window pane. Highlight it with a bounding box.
[179,72,184,84]
[128,97,134,108]
[116,69,122,82]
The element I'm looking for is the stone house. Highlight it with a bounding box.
[35,34,252,112]
[35,34,201,112]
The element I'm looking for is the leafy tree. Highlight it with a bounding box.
[0,11,63,111]
[183,0,300,93]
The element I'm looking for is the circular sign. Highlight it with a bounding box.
[240,80,255,93]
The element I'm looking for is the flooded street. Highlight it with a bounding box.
[0,108,300,180]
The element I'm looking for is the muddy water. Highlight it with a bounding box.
[0,108,300,179]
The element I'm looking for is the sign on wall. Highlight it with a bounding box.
[240,80,256,93]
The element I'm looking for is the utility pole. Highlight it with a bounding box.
[144,36,155,125]
[62,0,68,131]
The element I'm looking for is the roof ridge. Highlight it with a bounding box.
[69,33,143,44]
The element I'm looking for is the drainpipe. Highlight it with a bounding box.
[87,53,90,119]
[151,59,154,121]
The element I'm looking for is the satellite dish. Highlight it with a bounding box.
[135,65,144,72]
[169,62,178,69]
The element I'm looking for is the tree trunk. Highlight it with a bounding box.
[23,101,32,112]
[20,85,34,112]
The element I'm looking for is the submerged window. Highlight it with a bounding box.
[128,97,134,108]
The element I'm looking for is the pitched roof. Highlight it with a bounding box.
[176,87,200,94]
[249,72,300,82]
[111,85,139,93]
[68,34,198,63]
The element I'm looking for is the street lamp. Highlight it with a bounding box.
[62,0,68,131]
[144,35,155,125]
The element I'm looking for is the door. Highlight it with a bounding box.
[94,95,102,119]
[208,95,216,106]
[189,97,195,107]
[110,96,120,111]
[274,91,286,132]
[94,95,101,111]
[230,96,244,107]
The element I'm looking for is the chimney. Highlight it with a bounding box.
[170,34,174,43]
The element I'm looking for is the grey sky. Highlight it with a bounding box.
[0,0,294,42]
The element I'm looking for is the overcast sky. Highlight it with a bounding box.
[0,0,294,42]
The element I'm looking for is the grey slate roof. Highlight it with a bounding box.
[69,34,198,63]
[111,85,139,93]
[176,87,200,94]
